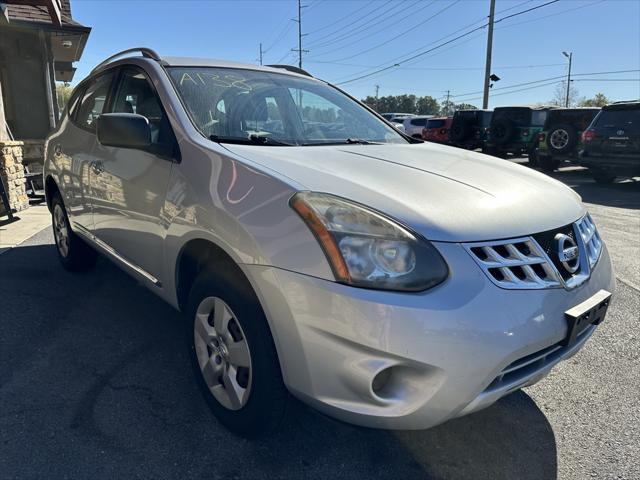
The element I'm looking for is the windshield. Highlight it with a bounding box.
[427,119,446,128]
[168,67,407,146]
[596,109,639,132]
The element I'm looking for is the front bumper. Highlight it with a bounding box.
[246,242,615,430]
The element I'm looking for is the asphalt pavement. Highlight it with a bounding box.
[1,167,638,480]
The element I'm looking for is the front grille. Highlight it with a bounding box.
[532,224,577,281]
[465,238,561,289]
[464,214,603,290]
[485,325,595,393]
[576,213,602,268]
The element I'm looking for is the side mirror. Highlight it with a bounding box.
[97,113,151,150]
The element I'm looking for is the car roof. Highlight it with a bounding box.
[603,101,640,111]
[90,48,317,80]
[162,56,310,77]
[494,106,554,111]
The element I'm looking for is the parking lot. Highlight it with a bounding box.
[1,166,638,480]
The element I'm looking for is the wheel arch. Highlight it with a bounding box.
[44,175,60,212]
[175,237,254,314]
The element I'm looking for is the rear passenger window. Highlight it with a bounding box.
[75,72,115,132]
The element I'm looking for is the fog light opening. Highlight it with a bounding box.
[372,367,393,396]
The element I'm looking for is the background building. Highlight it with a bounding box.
[0,0,90,215]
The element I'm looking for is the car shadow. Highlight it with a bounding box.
[0,238,557,480]
[542,167,640,210]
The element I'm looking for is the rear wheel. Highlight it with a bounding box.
[539,155,561,173]
[186,270,288,437]
[592,170,616,184]
[51,193,97,271]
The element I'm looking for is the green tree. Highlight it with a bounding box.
[455,103,478,111]
[578,93,610,107]
[440,99,455,116]
[416,96,440,115]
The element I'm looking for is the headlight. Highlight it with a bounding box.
[290,192,448,291]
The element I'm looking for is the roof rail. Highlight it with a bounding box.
[265,64,313,77]
[91,48,162,74]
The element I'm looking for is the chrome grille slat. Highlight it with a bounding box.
[464,237,562,289]
[464,213,603,290]
[577,213,602,269]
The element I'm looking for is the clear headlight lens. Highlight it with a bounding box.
[290,192,448,291]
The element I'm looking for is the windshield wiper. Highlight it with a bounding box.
[301,138,383,146]
[209,134,294,146]
[248,134,295,146]
[345,138,381,145]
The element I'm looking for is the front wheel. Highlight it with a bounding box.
[186,270,288,437]
[51,193,97,271]
[528,147,539,167]
[591,170,616,184]
[539,155,560,173]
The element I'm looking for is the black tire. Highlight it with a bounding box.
[186,269,288,437]
[449,120,471,143]
[539,155,561,173]
[546,123,578,155]
[51,193,97,272]
[591,170,616,184]
[490,118,515,145]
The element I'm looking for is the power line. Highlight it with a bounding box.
[453,70,640,98]
[312,1,457,63]
[307,0,427,54]
[307,61,567,70]
[334,0,561,86]
[305,1,379,36]
[306,0,396,47]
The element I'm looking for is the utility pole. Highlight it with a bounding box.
[259,43,263,66]
[291,0,308,69]
[482,0,496,109]
[563,51,573,107]
[375,84,380,111]
[445,90,451,115]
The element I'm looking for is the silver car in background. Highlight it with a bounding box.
[44,49,615,436]
[403,115,433,138]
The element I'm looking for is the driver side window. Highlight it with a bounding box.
[111,68,172,145]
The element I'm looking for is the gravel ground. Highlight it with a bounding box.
[0,167,638,480]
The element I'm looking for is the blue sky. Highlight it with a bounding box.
[71,0,640,107]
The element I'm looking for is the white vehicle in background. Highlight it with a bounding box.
[403,115,433,138]
[380,112,413,121]
[383,114,414,133]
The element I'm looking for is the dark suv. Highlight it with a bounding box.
[485,106,551,163]
[580,101,640,183]
[537,108,600,172]
[448,109,492,150]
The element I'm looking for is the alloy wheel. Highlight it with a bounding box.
[550,129,569,149]
[194,296,252,410]
[53,204,70,258]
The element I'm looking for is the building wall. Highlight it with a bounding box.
[0,27,52,140]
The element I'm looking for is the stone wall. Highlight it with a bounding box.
[0,140,29,215]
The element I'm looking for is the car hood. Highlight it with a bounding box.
[222,142,585,242]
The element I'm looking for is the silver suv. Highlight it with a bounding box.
[44,49,614,436]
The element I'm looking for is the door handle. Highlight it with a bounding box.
[91,161,104,175]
